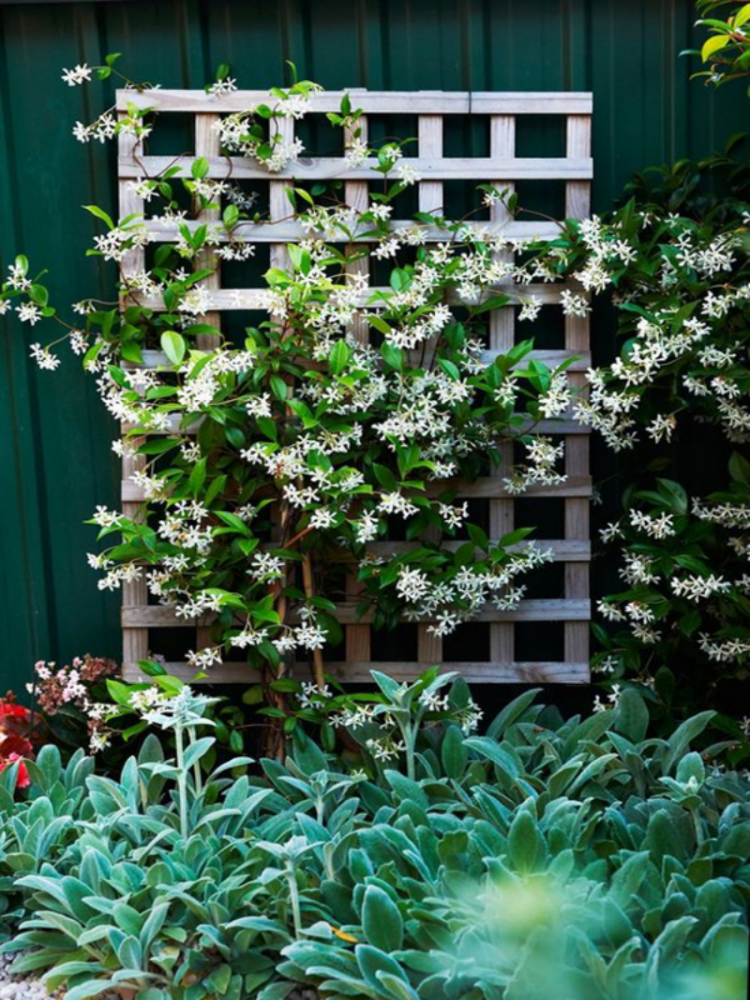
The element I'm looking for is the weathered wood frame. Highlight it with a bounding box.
[117,88,593,685]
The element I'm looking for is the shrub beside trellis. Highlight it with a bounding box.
[113,87,594,686]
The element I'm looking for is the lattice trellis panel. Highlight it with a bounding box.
[117,88,593,685]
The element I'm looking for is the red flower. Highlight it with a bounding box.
[0,700,30,720]
[0,752,31,789]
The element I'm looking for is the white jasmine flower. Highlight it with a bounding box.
[17,303,42,325]
[29,343,60,370]
[208,77,238,96]
[395,163,421,186]
[62,63,92,86]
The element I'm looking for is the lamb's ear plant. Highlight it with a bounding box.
[2,673,748,1000]
[0,745,95,941]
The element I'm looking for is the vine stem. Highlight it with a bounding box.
[285,860,303,936]
[175,725,189,840]
[301,550,326,690]
[691,806,704,848]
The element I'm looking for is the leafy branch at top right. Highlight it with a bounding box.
[691,0,750,91]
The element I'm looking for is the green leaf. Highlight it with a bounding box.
[615,689,649,743]
[370,670,403,700]
[191,156,210,180]
[464,737,519,780]
[610,851,652,907]
[107,678,137,708]
[161,330,187,365]
[471,294,511,315]
[377,974,420,1000]
[82,204,114,229]
[356,945,409,994]
[701,34,730,62]
[676,751,705,787]
[270,375,288,402]
[438,359,460,380]
[372,464,398,492]
[362,885,403,952]
[329,339,350,375]
[368,314,392,336]
[207,963,233,995]
[485,689,540,740]
[663,711,716,774]
[729,451,750,488]
[656,478,688,515]
[64,981,122,1000]
[508,809,543,874]
[182,737,216,771]
[384,771,429,811]
[380,341,404,370]
[646,809,688,863]
[440,724,468,779]
[188,457,208,497]
[223,204,240,228]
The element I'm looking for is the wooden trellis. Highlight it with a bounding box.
[117,88,593,685]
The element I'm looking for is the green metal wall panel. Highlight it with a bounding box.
[0,0,747,691]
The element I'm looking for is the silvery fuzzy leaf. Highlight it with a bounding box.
[369,671,404,702]
[362,885,403,953]
[64,980,123,1000]
[376,972,420,1000]
[508,809,544,874]
[383,771,428,811]
[290,733,330,778]
[300,920,334,940]
[485,688,541,740]
[257,981,298,1000]
[356,943,410,994]
[662,711,716,775]
[181,736,216,771]
[209,755,255,778]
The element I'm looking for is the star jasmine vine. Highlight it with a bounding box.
[519,151,750,714]
[0,57,577,705]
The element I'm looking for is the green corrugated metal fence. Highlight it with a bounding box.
[0,0,746,691]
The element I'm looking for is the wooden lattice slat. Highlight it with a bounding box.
[117,91,592,114]
[118,118,150,669]
[194,113,223,657]
[416,110,445,669]
[563,114,592,666]
[117,89,593,685]
[344,101,372,667]
[120,156,590,182]
[489,113,517,669]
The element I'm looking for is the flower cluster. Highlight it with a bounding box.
[212,78,321,172]
[0,694,33,790]
[28,654,119,753]
[592,470,750,693]
[127,684,219,730]
[521,201,750,452]
[516,149,750,737]
[330,669,483,778]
